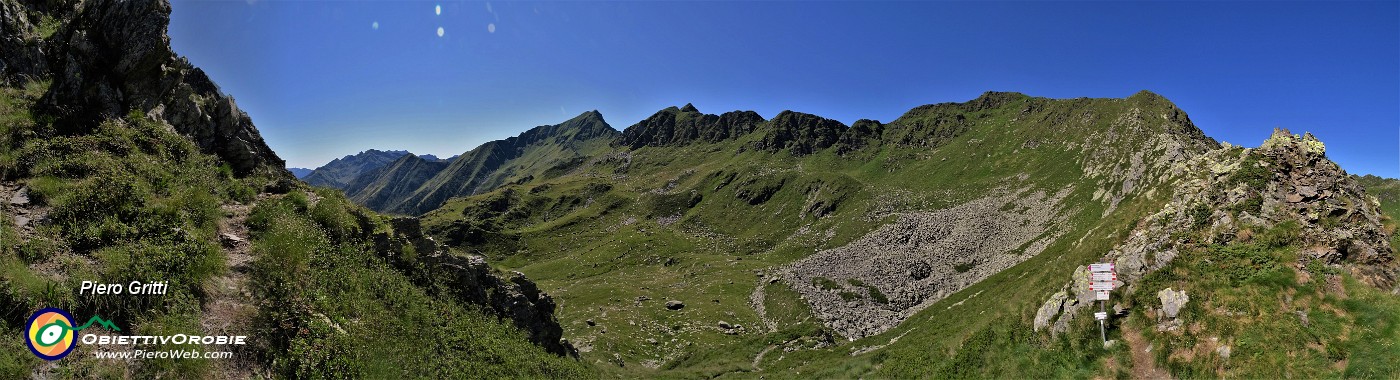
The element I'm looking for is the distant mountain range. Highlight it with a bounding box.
[297,112,614,215]
[296,149,456,189]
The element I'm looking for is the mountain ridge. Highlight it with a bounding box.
[336,89,1221,218]
[338,110,619,215]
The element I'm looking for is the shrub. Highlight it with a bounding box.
[1258,220,1300,248]
[1189,202,1213,229]
[310,196,361,241]
[812,277,840,290]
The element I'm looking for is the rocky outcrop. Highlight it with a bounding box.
[0,0,50,84]
[756,111,847,155]
[1255,130,1394,286]
[618,104,765,149]
[373,216,577,357]
[834,119,883,155]
[35,0,284,176]
[1035,128,1396,332]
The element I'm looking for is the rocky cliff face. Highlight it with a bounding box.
[0,0,49,84]
[1035,129,1396,332]
[374,216,576,357]
[618,104,765,149]
[755,110,848,155]
[32,0,284,176]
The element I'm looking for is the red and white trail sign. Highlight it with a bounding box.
[1089,263,1115,273]
[1088,261,1116,346]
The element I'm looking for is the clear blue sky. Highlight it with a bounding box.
[168,1,1398,177]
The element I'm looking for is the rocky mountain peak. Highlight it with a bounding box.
[967,91,1028,111]
[524,110,615,145]
[618,105,763,149]
[754,110,848,155]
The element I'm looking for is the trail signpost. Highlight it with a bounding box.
[1088,262,1116,345]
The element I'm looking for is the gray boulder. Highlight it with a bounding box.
[1157,288,1188,319]
[1033,291,1069,331]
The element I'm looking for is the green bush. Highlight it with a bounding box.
[1189,202,1212,228]
[867,286,889,304]
[812,277,840,290]
[1227,153,1272,189]
[1258,220,1300,248]
[310,195,361,241]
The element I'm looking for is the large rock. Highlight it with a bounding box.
[1033,291,1069,331]
[0,0,49,84]
[1157,288,1188,319]
[38,0,285,176]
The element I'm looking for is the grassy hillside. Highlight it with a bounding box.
[358,110,619,215]
[418,93,1236,377]
[0,76,585,378]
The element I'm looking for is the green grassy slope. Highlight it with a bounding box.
[0,55,583,380]
[420,92,1225,377]
[379,110,619,215]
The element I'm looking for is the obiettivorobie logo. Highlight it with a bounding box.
[24,308,247,361]
[25,308,119,361]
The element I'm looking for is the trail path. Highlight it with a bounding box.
[201,199,263,379]
[1121,324,1173,380]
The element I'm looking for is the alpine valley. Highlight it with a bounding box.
[3,0,1399,379]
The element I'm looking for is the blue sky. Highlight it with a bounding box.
[169,1,1398,177]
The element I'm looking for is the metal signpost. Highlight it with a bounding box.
[1088,262,1116,345]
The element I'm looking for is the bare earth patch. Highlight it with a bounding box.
[200,199,265,379]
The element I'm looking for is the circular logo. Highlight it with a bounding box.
[25,308,77,361]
